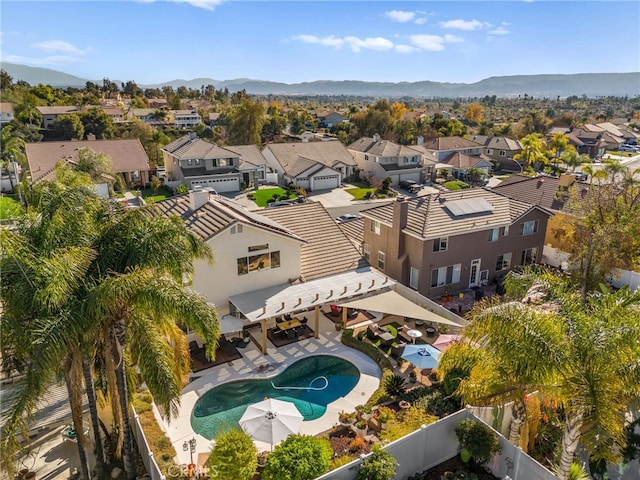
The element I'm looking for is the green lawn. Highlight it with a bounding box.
[250,187,298,207]
[0,195,23,220]
[345,187,376,200]
[138,187,173,203]
[444,180,469,190]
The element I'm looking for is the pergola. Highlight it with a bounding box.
[228,267,395,353]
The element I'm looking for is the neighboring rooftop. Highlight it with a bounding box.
[264,141,356,170]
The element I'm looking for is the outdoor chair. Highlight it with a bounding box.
[237,337,251,349]
[300,317,308,325]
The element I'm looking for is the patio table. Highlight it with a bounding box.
[278,319,302,331]
[378,332,395,343]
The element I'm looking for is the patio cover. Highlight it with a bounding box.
[219,314,246,335]
[336,290,460,327]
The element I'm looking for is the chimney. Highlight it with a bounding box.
[373,133,381,142]
[559,173,576,187]
[416,135,424,146]
[393,195,409,230]
[188,185,210,211]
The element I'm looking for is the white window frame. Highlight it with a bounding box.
[496,252,512,271]
[521,247,538,265]
[378,251,386,270]
[521,220,539,236]
[410,267,419,289]
[371,219,381,235]
[433,237,448,252]
[488,228,499,242]
[499,150,506,157]
[503,226,510,237]
[430,264,461,287]
[363,243,370,261]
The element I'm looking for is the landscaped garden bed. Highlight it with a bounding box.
[409,455,500,480]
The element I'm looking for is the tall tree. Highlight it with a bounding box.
[228,98,265,145]
[514,133,547,171]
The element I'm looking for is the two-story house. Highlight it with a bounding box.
[24,138,151,188]
[347,135,424,186]
[262,141,357,191]
[172,110,202,129]
[566,127,608,158]
[358,189,551,299]
[162,133,268,192]
[36,106,80,129]
[469,135,523,167]
[154,188,386,353]
[310,108,347,128]
[421,136,492,179]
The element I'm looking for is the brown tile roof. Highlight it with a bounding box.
[347,137,422,158]
[361,188,539,240]
[153,194,304,243]
[491,174,570,212]
[263,141,356,176]
[163,134,238,160]
[261,201,368,281]
[442,152,490,169]
[25,139,150,182]
[35,106,80,115]
[422,136,483,151]
[338,217,365,246]
[0,103,14,114]
[485,136,522,151]
[226,145,268,169]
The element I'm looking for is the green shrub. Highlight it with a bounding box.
[356,446,397,480]
[383,374,407,397]
[380,407,437,442]
[331,454,354,470]
[262,434,332,480]
[208,429,257,480]
[454,419,501,465]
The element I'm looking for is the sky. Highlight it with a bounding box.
[1,0,639,85]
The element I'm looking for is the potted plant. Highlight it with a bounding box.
[428,369,441,386]
[376,407,394,430]
[338,410,356,426]
[257,451,268,468]
[357,404,373,420]
[454,419,501,467]
[398,400,411,409]
[409,371,417,383]
[354,420,368,438]
[335,321,343,331]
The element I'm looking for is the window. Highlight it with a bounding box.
[187,159,193,165]
[363,243,370,261]
[521,247,538,265]
[487,148,493,155]
[378,251,385,270]
[237,251,280,275]
[503,226,509,237]
[410,267,419,289]
[496,253,512,271]
[433,237,448,252]
[499,150,506,157]
[520,220,539,236]
[231,225,243,234]
[430,264,461,287]
[488,228,499,242]
[195,158,200,165]
[371,220,381,235]
[364,154,369,161]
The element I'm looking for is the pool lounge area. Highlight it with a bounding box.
[162,312,383,463]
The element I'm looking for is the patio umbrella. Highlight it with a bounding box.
[400,344,441,370]
[432,334,462,352]
[239,398,303,450]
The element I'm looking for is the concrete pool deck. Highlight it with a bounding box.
[161,312,382,461]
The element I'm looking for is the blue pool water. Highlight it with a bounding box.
[191,355,360,439]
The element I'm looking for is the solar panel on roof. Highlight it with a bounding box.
[445,198,494,216]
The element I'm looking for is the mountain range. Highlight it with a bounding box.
[2,62,639,98]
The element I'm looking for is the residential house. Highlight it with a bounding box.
[162,133,268,192]
[24,138,151,188]
[310,108,346,128]
[154,189,384,353]
[469,135,523,165]
[421,136,490,179]
[357,188,551,298]
[172,110,202,129]
[36,106,80,129]
[491,173,585,251]
[148,98,169,109]
[262,141,357,191]
[437,152,493,181]
[0,102,15,124]
[566,127,608,158]
[347,134,424,186]
[102,106,126,123]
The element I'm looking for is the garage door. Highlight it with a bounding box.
[190,177,240,193]
[398,173,421,184]
[311,175,339,191]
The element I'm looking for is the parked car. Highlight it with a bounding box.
[619,144,639,152]
[399,180,421,193]
[267,200,293,208]
[336,213,359,224]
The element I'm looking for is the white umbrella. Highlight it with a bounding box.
[432,334,462,351]
[239,398,303,450]
[406,329,423,344]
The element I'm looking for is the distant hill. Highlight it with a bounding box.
[2,62,639,98]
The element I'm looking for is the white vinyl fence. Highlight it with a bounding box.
[131,407,165,480]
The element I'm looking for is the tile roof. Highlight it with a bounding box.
[163,134,240,160]
[0,102,14,114]
[35,105,80,115]
[485,136,522,151]
[222,144,267,169]
[361,188,537,240]
[25,139,150,182]
[347,137,423,158]
[491,174,567,212]
[442,152,490,169]
[153,194,304,243]
[261,201,368,281]
[338,217,365,245]
[264,141,356,176]
[422,136,483,151]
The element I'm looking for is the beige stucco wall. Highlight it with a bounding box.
[191,223,302,315]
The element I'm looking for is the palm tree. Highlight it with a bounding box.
[439,268,640,480]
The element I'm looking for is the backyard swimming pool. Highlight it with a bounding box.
[191,355,360,439]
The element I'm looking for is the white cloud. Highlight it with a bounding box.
[409,34,446,51]
[444,34,464,43]
[294,35,344,48]
[2,53,84,66]
[414,17,427,25]
[395,44,420,54]
[344,36,394,53]
[30,40,89,55]
[439,19,485,31]
[384,10,416,23]
[488,27,510,35]
[139,0,224,11]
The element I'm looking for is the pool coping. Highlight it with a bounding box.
[160,316,382,462]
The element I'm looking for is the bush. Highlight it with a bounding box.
[454,419,501,465]
[262,434,332,480]
[380,407,437,442]
[207,429,257,480]
[349,437,366,452]
[383,374,407,397]
[357,446,398,480]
